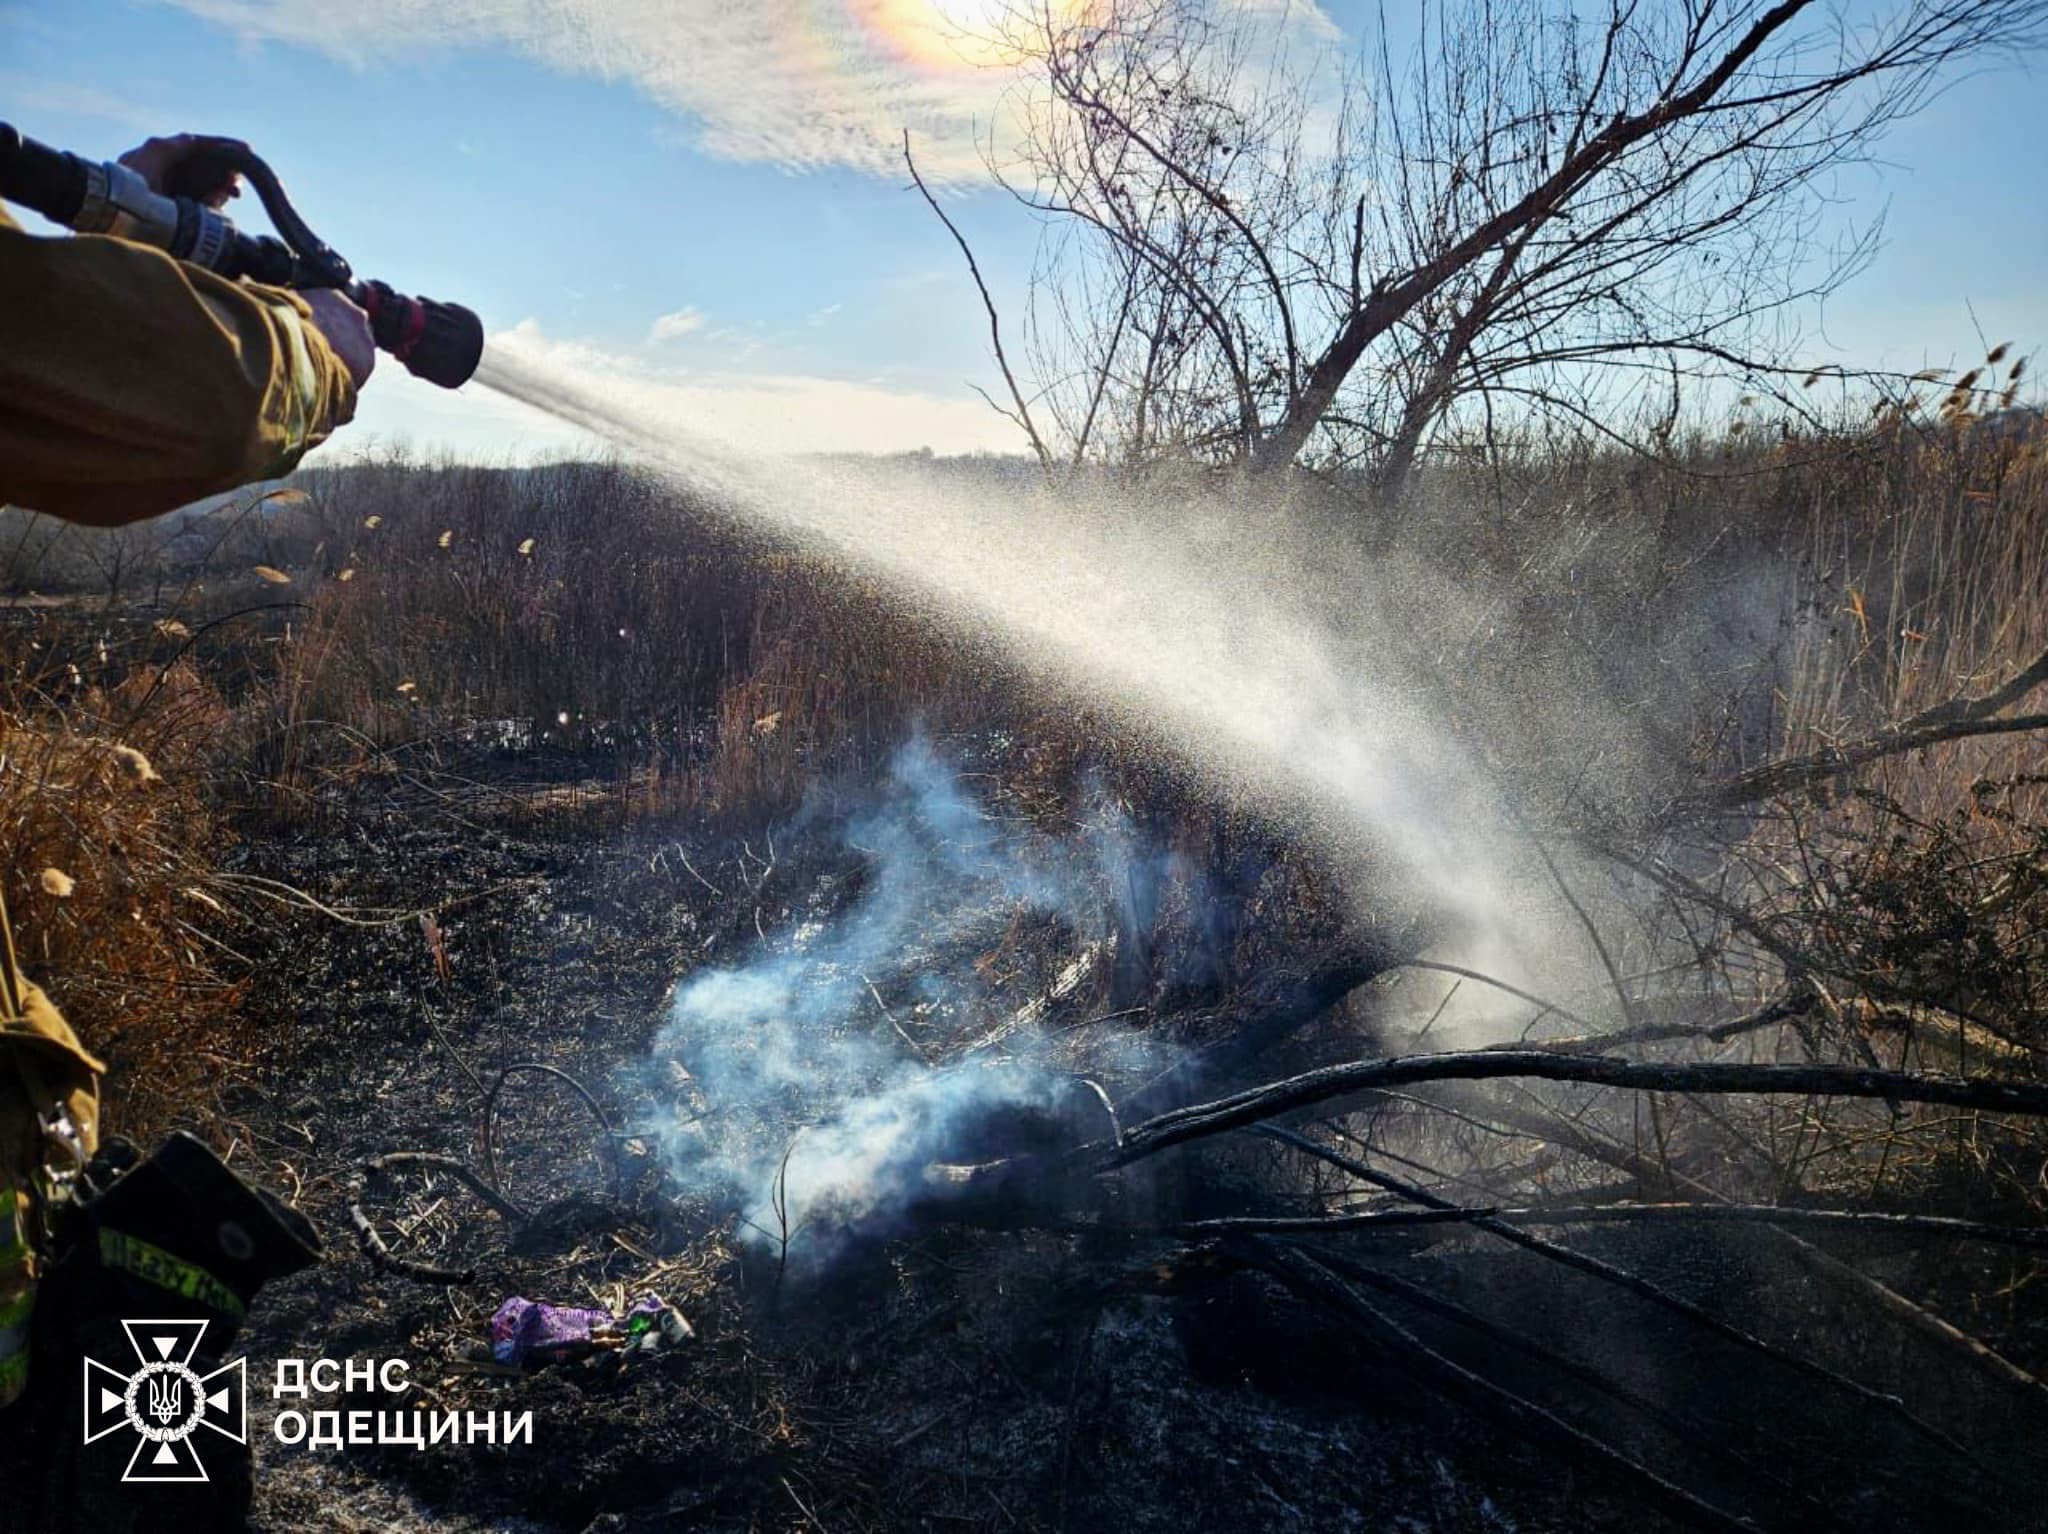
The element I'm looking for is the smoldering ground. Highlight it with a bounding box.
[645,734,1185,1268]
[481,333,1862,1278]
[184,424,2048,1530]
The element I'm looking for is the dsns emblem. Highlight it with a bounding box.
[82,1318,246,1481]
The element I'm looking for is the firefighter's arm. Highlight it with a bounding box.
[0,216,364,527]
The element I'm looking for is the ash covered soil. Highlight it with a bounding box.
[200,735,2048,1534]
[204,745,1671,1534]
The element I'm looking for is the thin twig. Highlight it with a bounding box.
[905,131,1054,474]
[863,973,931,1064]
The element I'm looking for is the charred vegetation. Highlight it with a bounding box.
[0,389,2043,1529]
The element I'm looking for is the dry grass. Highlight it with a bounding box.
[1573,390,2048,1234]
[5,380,2042,1187]
[239,458,1070,823]
[0,648,240,1143]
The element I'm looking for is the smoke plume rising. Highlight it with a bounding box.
[651,736,1167,1260]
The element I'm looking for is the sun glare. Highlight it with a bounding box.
[853,0,1086,72]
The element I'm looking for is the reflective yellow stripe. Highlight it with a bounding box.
[98,1228,245,1320]
[271,301,317,462]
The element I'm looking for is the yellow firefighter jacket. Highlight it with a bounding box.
[0,200,359,524]
[0,198,352,1401]
[0,974,100,1407]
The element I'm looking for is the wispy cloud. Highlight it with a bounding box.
[705,326,765,360]
[1222,0,1341,43]
[0,71,167,134]
[163,1,1348,180]
[162,0,1038,178]
[648,306,707,343]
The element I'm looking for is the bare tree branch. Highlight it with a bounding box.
[1694,641,2048,808]
[906,131,1054,473]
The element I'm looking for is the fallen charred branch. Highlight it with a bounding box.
[1392,1089,2048,1418]
[366,1150,526,1222]
[1178,1200,2048,1251]
[348,1150,524,1284]
[346,1201,478,1286]
[339,1059,627,1285]
[1074,1234,1910,1528]
[1103,1050,2048,1168]
[1253,1125,1985,1464]
[1471,992,1810,1055]
[909,1123,1997,1471]
[1233,1237,1759,1533]
[1774,1231,2048,1410]
[1293,1245,1842,1526]
[1253,1122,1974,1458]
[922,1050,2048,1250]
[950,1237,1835,1523]
[1117,925,1426,1121]
[912,1141,1995,1521]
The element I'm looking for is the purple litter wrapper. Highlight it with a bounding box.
[490,1296,613,1366]
[489,1294,679,1366]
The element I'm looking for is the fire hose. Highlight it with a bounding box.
[0,122,483,390]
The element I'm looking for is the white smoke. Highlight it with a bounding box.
[652,736,1168,1261]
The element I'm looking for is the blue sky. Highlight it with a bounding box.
[4,0,2045,460]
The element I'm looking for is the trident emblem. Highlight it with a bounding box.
[147,1372,183,1424]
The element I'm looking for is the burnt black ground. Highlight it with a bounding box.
[187,749,1684,1534]
[188,747,2046,1534]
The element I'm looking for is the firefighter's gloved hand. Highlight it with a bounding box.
[53,1131,321,1357]
[107,135,375,389]
[116,132,247,208]
[304,288,376,389]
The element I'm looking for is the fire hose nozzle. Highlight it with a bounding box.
[352,280,486,391]
[0,121,485,389]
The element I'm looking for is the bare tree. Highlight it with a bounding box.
[963,0,2045,510]
[75,520,160,605]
